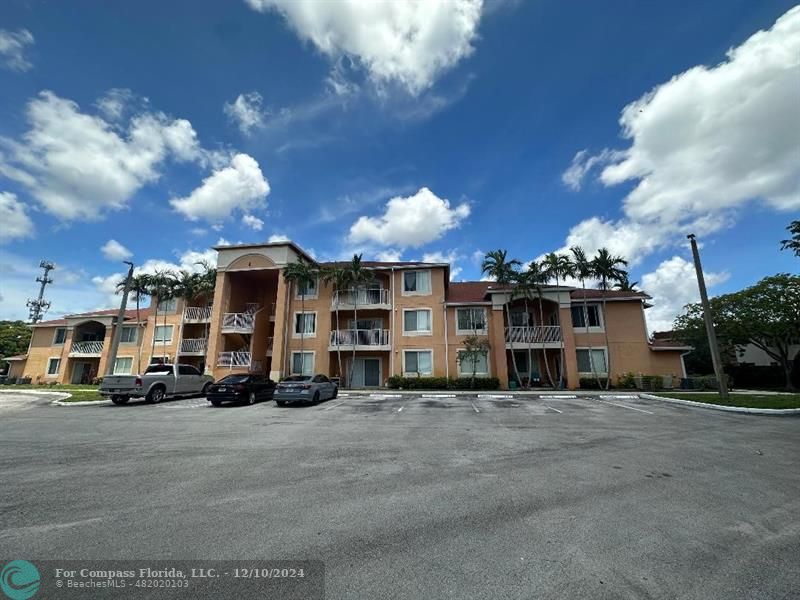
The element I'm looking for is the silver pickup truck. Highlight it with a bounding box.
[100,363,213,405]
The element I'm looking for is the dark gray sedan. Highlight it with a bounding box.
[274,374,338,406]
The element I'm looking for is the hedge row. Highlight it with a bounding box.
[387,376,501,390]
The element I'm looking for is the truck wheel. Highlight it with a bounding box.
[146,386,165,404]
[111,395,129,405]
[248,391,257,405]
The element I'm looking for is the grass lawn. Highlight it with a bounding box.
[653,392,800,410]
[0,384,106,402]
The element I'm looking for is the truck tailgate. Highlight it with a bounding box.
[100,375,141,394]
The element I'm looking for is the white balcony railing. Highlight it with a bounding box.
[180,338,207,354]
[332,288,390,309]
[217,351,252,368]
[505,326,562,344]
[221,312,256,333]
[70,341,104,355]
[183,306,212,322]
[329,329,390,347]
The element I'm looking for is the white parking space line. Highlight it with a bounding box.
[422,394,456,398]
[600,395,640,400]
[595,399,653,414]
[544,405,562,413]
[370,394,401,399]
[477,394,513,399]
[396,406,404,413]
[539,395,578,399]
[471,402,480,413]
[323,400,348,411]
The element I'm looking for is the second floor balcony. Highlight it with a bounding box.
[183,306,212,322]
[69,340,104,357]
[180,338,207,355]
[217,351,262,372]
[332,288,391,310]
[505,326,562,347]
[329,329,391,350]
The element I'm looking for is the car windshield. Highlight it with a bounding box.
[282,376,311,382]
[217,375,249,384]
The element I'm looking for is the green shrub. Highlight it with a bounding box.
[386,376,500,390]
[617,372,636,389]
[579,377,608,389]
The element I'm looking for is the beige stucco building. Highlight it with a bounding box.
[7,241,690,389]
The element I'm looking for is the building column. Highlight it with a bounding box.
[96,326,114,377]
[559,305,579,390]
[489,306,509,388]
[270,271,290,381]
[206,271,229,377]
[57,328,75,384]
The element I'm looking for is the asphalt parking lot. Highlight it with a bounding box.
[1,391,798,599]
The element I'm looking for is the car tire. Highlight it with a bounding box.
[111,395,129,405]
[276,401,286,407]
[146,386,165,404]
[201,383,211,397]
[331,387,338,399]
[248,391,257,405]
[312,391,320,404]
[210,399,222,407]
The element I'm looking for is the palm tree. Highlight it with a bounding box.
[193,261,217,373]
[512,268,538,388]
[146,270,175,364]
[614,274,639,291]
[482,250,522,388]
[526,260,555,387]
[591,247,629,389]
[321,263,351,385]
[343,254,373,388]
[117,273,151,374]
[171,269,200,368]
[570,246,603,388]
[542,252,574,388]
[282,258,317,378]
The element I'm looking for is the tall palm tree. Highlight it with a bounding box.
[614,274,639,292]
[282,258,317,378]
[193,261,217,373]
[542,252,574,388]
[526,260,555,387]
[591,247,629,389]
[344,254,373,388]
[321,263,351,384]
[117,273,151,374]
[570,246,603,388]
[171,269,200,368]
[482,250,522,388]
[146,270,175,364]
[512,268,540,388]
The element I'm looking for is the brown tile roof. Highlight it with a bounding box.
[649,339,693,350]
[570,289,652,301]
[34,306,152,327]
[447,281,492,303]
[319,261,447,269]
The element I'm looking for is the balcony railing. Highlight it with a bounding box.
[217,351,252,368]
[70,341,104,356]
[183,306,212,322]
[332,288,390,309]
[329,329,390,348]
[222,312,256,333]
[180,338,207,354]
[505,326,562,344]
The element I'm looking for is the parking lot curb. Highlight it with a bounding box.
[52,398,113,406]
[640,393,800,415]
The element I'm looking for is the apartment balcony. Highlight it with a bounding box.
[332,289,391,310]
[183,306,212,323]
[217,351,262,372]
[329,329,391,351]
[180,338,207,355]
[69,341,104,357]
[505,326,563,348]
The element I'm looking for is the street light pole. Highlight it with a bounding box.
[687,234,729,400]
[105,261,135,377]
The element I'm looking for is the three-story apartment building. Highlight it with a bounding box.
[7,240,690,388]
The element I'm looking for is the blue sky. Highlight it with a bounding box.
[0,0,797,330]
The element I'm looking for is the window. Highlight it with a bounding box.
[457,351,489,376]
[113,357,133,375]
[349,318,382,330]
[571,305,602,329]
[157,298,177,313]
[154,325,173,343]
[120,326,137,343]
[402,270,431,295]
[576,349,608,374]
[53,328,67,345]
[145,364,173,374]
[294,313,316,335]
[291,352,314,375]
[312,374,330,383]
[296,277,318,298]
[178,365,201,376]
[403,309,432,335]
[456,308,487,333]
[46,358,61,376]
[404,350,433,376]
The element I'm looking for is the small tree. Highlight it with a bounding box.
[780,220,800,257]
[457,335,491,389]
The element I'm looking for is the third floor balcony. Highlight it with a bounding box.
[332,288,391,310]
[329,329,391,351]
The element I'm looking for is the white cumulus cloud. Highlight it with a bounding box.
[101,239,133,261]
[170,153,270,223]
[641,256,729,333]
[224,92,266,135]
[0,28,34,71]
[242,214,264,231]
[245,0,484,95]
[0,191,34,243]
[348,187,470,248]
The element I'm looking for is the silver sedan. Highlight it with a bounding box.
[274,374,338,406]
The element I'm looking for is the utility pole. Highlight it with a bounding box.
[27,261,55,323]
[687,234,729,400]
[105,262,135,376]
